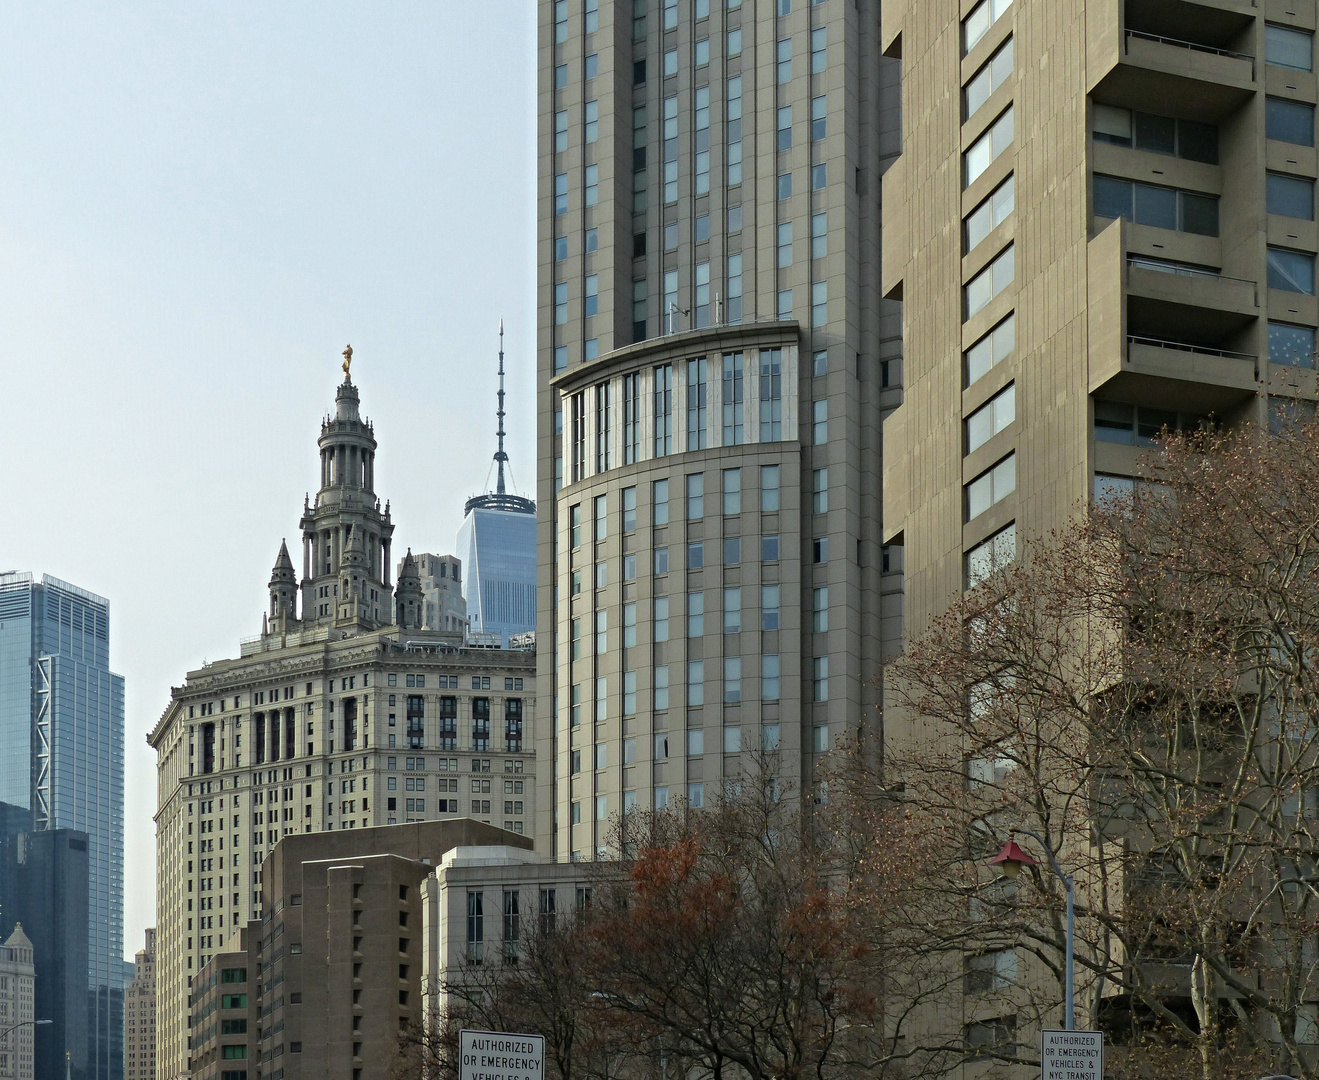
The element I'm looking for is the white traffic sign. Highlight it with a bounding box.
[1041,1029,1103,1080]
[460,1030,546,1080]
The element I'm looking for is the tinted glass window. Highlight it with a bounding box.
[1267,173,1315,220]
[1267,98,1315,146]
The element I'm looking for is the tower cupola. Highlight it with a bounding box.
[395,549,424,631]
[268,539,299,628]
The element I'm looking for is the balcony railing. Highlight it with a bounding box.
[1127,334,1255,362]
[1125,28,1253,62]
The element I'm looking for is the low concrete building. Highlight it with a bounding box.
[190,819,530,1080]
[124,929,156,1080]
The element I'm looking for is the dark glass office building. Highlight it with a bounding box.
[0,573,124,1080]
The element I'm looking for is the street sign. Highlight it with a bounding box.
[1041,1029,1103,1080]
[460,1029,546,1080]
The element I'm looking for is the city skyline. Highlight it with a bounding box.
[0,3,538,960]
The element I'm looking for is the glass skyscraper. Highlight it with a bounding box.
[458,499,538,645]
[0,572,125,1080]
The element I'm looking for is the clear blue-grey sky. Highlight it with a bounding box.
[0,3,537,959]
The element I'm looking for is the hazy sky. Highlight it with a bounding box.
[0,3,537,959]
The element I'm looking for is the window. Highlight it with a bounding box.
[728,27,743,55]
[554,0,568,41]
[965,175,1014,253]
[584,99,599,144]
[585,164,598,207]
[1269,247,1317,295]
[812,586,829,632]
[776,221,792,267]
[812,162,827,190]
[966,315,1015,385]
[690,541,705,569]
[724,587,742,633]
[594,383,610,471]
[655,665,670,710]
[654,478,669,525]
[965,1016,1017,1056]
[964,37,1012,119]
[687,473,705,519]
[965,245,1014,318]
[813,399,828,444]
[811,26,826,71]
[570,392,585,482]
[1267,98,1315,146]
[622,374,640,464]
[1093,104,1218,163]
[687,358,709,448]
[965,384,1015,453]
[761,465,780,511]
[723,468,741,514]
[1269,322,1317,368]
[585,275,599,318]
[586,53,598,78]
[776,105,793,152]
[694,87,712,200]
[777,288,793,318]
[654,364,673,456]
[1269,173,1315,220]
[811,96,826,141]
[716,353,745,444]
[723,726,742,753]
[554,63,567,88]
[813,536,828,563]
[966,523,1016,587]
[624,670,637,715]
[966,949,1017,994]
[724,657,742,702]
[966,454,1016,520]
[555,282,568,325]
[727,75,743,186]
[762,585,781,630]
[813,656,829,702]
[759,350,783,440]
[777,38,792,82]
[688,591,705,638]
[554,345,567,374]
[963,0,1011,54]
[762,655,780,700]
[1094,402,1186,446]
[554,173,567,215]
[811,282,828,327]
[596,611,608,654]
[724,537,740,564]
[812,468,828,513]
[777,172,792,200]
[654,597,670,642]
[466,892,484,960]
[554,110,568,153]
[964,107,1013,187]
[763,534,780,560]
[1267,24,1313,71]
[1093,176,1219,236]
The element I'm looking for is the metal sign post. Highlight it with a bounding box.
[1041,1029,1103,1080]
[460,1030,546,1080]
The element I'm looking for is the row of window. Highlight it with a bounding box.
[567,654,829,723]
[568,465,809,543]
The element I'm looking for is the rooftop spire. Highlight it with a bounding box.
[495,320,508,496]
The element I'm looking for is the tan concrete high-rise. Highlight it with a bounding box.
[882,0,1316,638]
[150,367,539,1080]
[124,929,156,1080]
[536,0,902,858]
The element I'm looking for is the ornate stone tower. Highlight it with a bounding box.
[295,352,396,631]
[268,539,299,629]
[395,549,424,631]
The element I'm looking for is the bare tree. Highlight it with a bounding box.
[872,422,1319,1080]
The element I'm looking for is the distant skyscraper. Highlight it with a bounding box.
[410,553,469,634]
[0,573,124,1080]
[123,930,155,1080]
[459,324,537,645]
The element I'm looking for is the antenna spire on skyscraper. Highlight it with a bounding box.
[495,320,508,496]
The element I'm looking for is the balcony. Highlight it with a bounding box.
[1088,219,1259,413]
[1088,0,1256,119]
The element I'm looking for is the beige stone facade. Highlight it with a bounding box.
[536,0,901,859]
[0,925,34,1080]
[125,928,157,1080]
[150,374,539,1080]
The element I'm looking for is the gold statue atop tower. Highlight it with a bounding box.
[342,344,353,378]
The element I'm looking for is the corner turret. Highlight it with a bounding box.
[267,539,299,632]
[395,549,424,631]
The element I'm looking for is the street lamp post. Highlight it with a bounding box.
[989,830,1075,1030]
